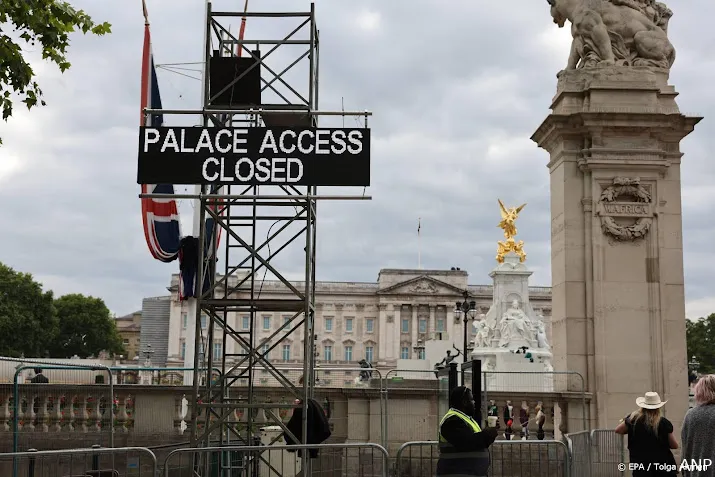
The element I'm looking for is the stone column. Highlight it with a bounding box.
[429,304,436,336]
[393,304,401,360]
[411,305,418,353]
[532,66,700,434]
[378,303,388,360]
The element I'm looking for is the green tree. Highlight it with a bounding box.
[51,293,124,358]
[0,1,111,144]
[686,313,715,375]
[0,262,59,357]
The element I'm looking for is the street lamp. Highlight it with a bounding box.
[413,339,426,360]
[454,291,478,362]
[312,334,321,386]
[142,344,154,367]
[688,355,700,384]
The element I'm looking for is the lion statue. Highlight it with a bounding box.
[546,0,675,70]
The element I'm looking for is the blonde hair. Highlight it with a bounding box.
[694,375,715,406]
[629,407,663,433]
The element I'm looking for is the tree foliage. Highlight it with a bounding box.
[0,262,59,357]
[0,1,111,144]
[0,262,124,358]
[51,293,124,358]
[686,313,715,375]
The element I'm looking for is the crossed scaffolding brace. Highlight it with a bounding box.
[141,3,371,476]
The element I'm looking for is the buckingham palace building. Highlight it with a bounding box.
[140,268,552,375]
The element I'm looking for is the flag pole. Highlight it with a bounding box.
[418,217,422,270]
[183,0,209,382]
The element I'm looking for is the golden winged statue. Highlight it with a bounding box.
[496,199,527,263]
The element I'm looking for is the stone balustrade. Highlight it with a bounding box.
[0,381,589,453]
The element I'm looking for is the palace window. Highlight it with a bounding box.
[365,346,374,362]
[345,318,354,332]
[213,342,222,359]
[263,316,271,330]
[436,318,445,332]
[242,316,250,330]
[401,319,409,333]
[325,317,333,331]
[324,345,333,361]
[419,319,427,334]
[344,346,353,361]
[182,313,188,329]
[366,319,374,333]
[400,347,409,359]
[282,344,291,361]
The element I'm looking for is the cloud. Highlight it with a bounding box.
[0,0,714,325]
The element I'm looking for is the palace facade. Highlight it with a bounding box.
[156,268,552,371]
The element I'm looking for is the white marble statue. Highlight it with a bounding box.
[498,300,534,348]
[535,320,550,350]
[472,320,491,348]
[547,0,675,70]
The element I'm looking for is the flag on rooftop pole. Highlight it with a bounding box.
[139,0,181,263]
[418,218,422,269]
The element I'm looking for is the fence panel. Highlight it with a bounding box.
[0,446,157,477]
[163,443,389,477]
[264,367,384,448]
[395,440,571,477]
[590,429,625,477]
[564,430,591,477]
[383,369,445,455]
[480,370,587,439]
[0,361,114,453]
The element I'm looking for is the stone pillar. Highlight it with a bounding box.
[393,304,401,360]
[378,303,389,360]
[411,305,419,351]
[532,66,700,434]
[429,304,436,336]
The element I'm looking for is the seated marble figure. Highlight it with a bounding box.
[498,300,534,348]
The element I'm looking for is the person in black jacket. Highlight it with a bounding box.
[436,386,498,477]
[30,368,48,383]
[283,398,331,458]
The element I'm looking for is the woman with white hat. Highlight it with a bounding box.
[615,391,679,476]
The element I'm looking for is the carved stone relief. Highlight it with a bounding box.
[409,281,439,294]
[597,177,653,241]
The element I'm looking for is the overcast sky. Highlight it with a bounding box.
[1,0,713,320]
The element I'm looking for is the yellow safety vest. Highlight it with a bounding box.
[437,408,489,477]
[439,408,482,439]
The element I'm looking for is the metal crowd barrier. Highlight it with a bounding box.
[163,442,390,477]
[564,429,625,477]
[0,445,158,477]
[394,439,571,477]
[590,429,625,477]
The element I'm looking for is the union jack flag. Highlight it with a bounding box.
[138,1,223,300]
[139,4,181,263]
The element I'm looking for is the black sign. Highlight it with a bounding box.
[137,126,370,186]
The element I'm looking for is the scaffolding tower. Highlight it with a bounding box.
[141,2,371,475]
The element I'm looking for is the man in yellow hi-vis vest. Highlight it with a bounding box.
[437,386,498,477]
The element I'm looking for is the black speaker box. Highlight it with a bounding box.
[208,50,261,107]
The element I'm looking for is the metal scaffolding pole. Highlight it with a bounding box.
[138,4,370,475]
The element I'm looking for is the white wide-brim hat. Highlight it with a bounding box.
[636,392,667,409]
